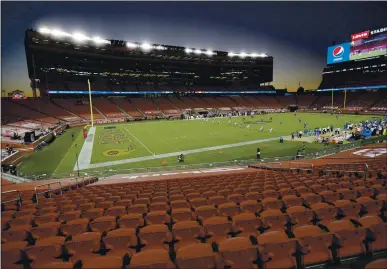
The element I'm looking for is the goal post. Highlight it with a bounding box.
[87,79,94,127]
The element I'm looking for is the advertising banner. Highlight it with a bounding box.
[327,43,351,64]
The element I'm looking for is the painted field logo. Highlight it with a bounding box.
[102,148,136,157]
[352,148,387,158]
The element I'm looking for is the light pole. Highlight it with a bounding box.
[75,144,80,177]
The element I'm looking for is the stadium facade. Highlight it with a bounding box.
[25,28,274,97]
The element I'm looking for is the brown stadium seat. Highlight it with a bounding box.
[257,231,297,269]
[82,208,104,220]
[190,197,209,209]
[58,210,82,222]
[209,196,228,207]
[371,184,387,196]
[36,206,57,216]
[240,200,262,213]
[171,208,197,223]
[95,201,114,210]
[104,206,127,217]
[293,225,334,266]
[195,205,218,222]
[60,218,90,236]
[82,256,123,269]
[326,220,367,259]
[203,190,218,199]
[1,241,28,269]
[114,199,133,208]
[326,183,340,192]
[262,198,284,211]
[9,214,34,228]
[103,228,137,257]
[149,202,170,212]
[172,221,205,251]
[65,232,102,261]
[337,188,358,200]
[176,243,219,269]
[365,259,387,269]
[245,191,263,201]
[234,187,248,195]
[78,202,95,212]
[138,224,172,251]
[301,193,322,206]
[171,199,190,210]
[219,189,232,197]
[260,210,288,232]
[334,200,361,220]
[30,222,60,240]
[203,216,233,244]
[133,197,151,205]
[282,195,303,208]
[249,186,264,193]
[170,194,186,201]
[2,225,30,243]
[310,203,336,226]
[218,202,241,217]
[153,196,169,203]
[218,237,258,269]
[119,213,145,229]
[90,216,117,233]
[280,188,297,197]
[358,216,387,252]
[355,186,374,198]
[263,190,279,199]
[295,186,310,195]
[186,192,202,200]
[320,191,341,204]
[108,195,121,203]
[232,212,261,238]
[286,206,314,228]
[145,211,172,225]
[25,236,65,267]
[228,193,245,204]
[356,197,383,216]
[127,204,149,215]
[129,249,175,269]
[58,204,77,213]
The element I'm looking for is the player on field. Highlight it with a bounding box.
[269,128,274,133]
[260,126,264,132]
[246,124,251,130]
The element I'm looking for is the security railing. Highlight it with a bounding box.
[34,182,63,203]
[1,190,22,208]
[15,136,386,180]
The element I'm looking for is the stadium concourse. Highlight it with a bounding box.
[1,143,387,269]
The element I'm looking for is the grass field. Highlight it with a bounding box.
[17,113,384,176]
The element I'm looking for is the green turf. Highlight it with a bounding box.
[17,113,384,176]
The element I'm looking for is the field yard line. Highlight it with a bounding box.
[73,127,96,171]
[124,128,155,156]
[78,135,289,170]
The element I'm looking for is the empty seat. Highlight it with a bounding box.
[301,193,322,206]
[82,256,123,269]
[145,211,171,225]
[129,249,175,269]
[171,200,190,210]
[218,202,241,218]
[358,216,387,252]
[257,231,297,269]
[127,204,149,215]
[203,216,232,244]
[149,202,170,212]
[60,218,90,236]
[171,208,197,223]
[65,232,101,261]
[190,198,209,209]
[228,194,245,204]
[103,228,137,258]
[138,224,172,251]
[356,197,383,216]
[176,243,218,269]
[286,206,314,228]
[8,215,34,227]
[293,225,334,266]
[355,186,374,198]
[232,213,261,238]
[320,191,341,204]
[282,195,303,208]
[172,221,204,251]
[334,200,361,220]
[114,199,133,208]
[2,225,30,243]
[82,208,104,220]
[326,220,367,259]
[310,203,336,226]
[90,216,117,233]
[209,196,228,207]
[218,237,258,269]
[25,236,65,267]
[30,222,60,240]
[119,213,144,229]
[58,210,82,222]
[262,198,283,210]
[104,206,127,217]
[240,200,262,213]
[260,210,288,232]
[196,205,218,221]
[337,188,358,200]
[1,241,28,269]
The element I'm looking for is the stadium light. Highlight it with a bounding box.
[239,52,247,58]
[185,48,193,54]
[140,43,153,51]
[228,52,236,57]
[250,53,258,58]
[51,29,71,38]
[194,49,202,55]
[205,50,214,56]
[72,32,89,43]
[126,42,139,48]
[38,27,51,35]
[92,36,110,45]
[155,45,165,50]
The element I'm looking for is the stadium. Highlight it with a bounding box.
[1,12,387,269]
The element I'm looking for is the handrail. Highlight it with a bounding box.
[1,190,22,207]
[323,162,369,179]
[34,181,63,203]
[289,162,314,171]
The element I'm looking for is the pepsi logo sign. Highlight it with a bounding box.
[332,46,344,58]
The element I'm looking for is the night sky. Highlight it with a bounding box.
[2,1,387,96]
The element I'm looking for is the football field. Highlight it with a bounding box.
[18,113,384,176]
